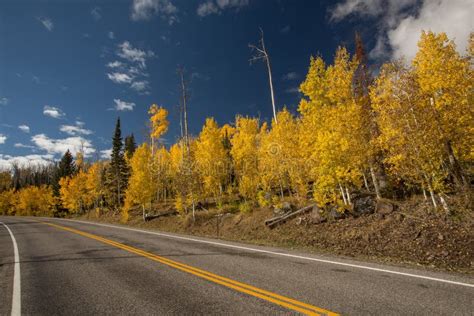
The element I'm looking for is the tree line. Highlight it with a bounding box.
[0,31,472,219]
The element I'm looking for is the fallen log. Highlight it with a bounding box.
[265,204,315,228]
[145,209,178,221]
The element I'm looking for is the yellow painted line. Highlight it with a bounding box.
[41,221,338,316]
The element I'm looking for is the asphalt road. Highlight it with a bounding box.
[1,216,473,315]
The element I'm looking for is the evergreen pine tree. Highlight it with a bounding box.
[124,133,137,160]
[52,150,76,196]
[106,118,129,208]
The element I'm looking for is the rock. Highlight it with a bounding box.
[376,200,394,215]
[352,193,376,216]
[310,205,326,224]
[328,207,345,220]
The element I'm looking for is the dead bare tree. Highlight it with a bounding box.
[249,28,277,123]
[177,66,190,149]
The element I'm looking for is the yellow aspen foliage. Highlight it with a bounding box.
[298,47,364,209]
[230,116,260,201]
[151,146,172,202]
[195,118,230,201]
[0,189,17,215]
[75,151,84,171]
[123,143,156,221]
[16,186,55,216]
[370,61,446,200]
[170,140,201,213]
[412,31,473,179]
[59,171,91,213]
[148,104,169,145]
[85,161,106,209]
[258,109,306,199]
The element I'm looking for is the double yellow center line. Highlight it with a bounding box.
[41,221,338,316]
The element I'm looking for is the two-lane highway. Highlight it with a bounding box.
[1,216,473,315]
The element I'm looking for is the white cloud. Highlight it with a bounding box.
[106,41,154,94]
[18,125,30,133]
[130,80,150,93]
[43,106,65,118]
[91,7,102,20]
[38,17,54,31]
[197,0,249,16]
[0,154,54,170]
[197,1,219,16]
[31,134,95,157]
[107,61,124,68]
[117,41,154,68]
[0,97,8,105]
[388,0,473,60]
[0,134,6,144]
[60,123,93,136]
[107,72,134,84]
[113,99,135,111]
[14,143,36,149]
[282,72,299,81]
[108,31,115,39]
[131,0,178,24]
[330,0,472,61]
[100,149,112,159]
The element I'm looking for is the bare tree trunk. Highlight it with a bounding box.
[339,183,347,205]
[370,166,381,199]
[428,183,437,208]
[438,193,450,214]
[178,67,190,150]
[345,187,351,205]
[142,204,146,222]
[362,173,369,191]
[249,29,277,123]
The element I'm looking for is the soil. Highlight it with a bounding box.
[78,194,474,274]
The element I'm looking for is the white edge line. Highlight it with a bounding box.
[1,222,21,316]
[51,218,474,288]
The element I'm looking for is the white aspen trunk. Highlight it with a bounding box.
[428,184,438,208]
[370,166,381,199]
[142,204,146,222]
[339,183,347,205]
[422,187,428,201]
[345,187,351,205]
[265,56,277,123]
[362,173,369,191]
[438,194,450,213]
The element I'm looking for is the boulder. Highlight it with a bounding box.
[328,207,345,220]
[310,205,326,224]
[376,200,395,215]
[352,193,376,216]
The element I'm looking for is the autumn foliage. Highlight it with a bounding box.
[0,31,472,218]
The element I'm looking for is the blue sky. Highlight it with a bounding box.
[0,0,471,168]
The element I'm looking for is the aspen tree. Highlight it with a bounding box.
[123,143,156,221]
[412,31,473,189]
[195,118,230,203]
[230,116,260,201]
